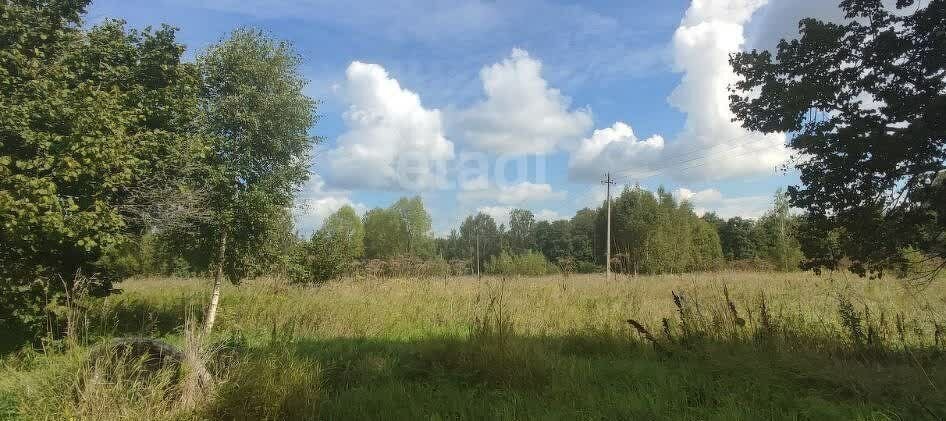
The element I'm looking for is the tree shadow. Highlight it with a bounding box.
[1,293,194,356]
[211,331,946,420]
[86,294,193,339]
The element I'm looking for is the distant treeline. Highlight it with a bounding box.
[116,186,805,282]
[434,186,803,275]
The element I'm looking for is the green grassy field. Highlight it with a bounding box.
[2,271,945,420]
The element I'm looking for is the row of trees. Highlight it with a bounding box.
[285,197,436,283]
[437,187,800,275]
[703,191,804,272]
[294,186,803,280]
[435,209,597,272]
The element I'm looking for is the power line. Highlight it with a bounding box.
[612,133,762,178]
[611,131,757,178]
[611,134,782,181]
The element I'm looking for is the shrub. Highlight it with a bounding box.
[574,260,601,273]
[485,251,552,276]
[290,231,353,284]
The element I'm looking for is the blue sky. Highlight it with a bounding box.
[87,0,845,235]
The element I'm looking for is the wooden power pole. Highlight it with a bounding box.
[475,220,481,280]
[601,172,615,281]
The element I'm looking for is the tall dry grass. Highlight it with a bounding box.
[107,271,944,350]
[2,270,944,419]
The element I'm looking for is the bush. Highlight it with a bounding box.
[574,261,601,274]
[290,231,353,284]
[485,251,552,276]
[96,241,150,280]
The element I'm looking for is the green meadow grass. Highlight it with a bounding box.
[2,271,944,420]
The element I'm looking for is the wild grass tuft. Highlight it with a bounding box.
[626,319,665,353]
[203,328,323,420]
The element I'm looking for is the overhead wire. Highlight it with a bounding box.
[609,132,786,184]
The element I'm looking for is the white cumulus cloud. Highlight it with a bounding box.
[326,61,454,190]
[534,209,562,222]
[569,0,790,182]
[475,205,564,227]
[675,187,723,204]
[451,48,593,155]
[293,174,366,235]
[666,0,788,180]
[569,122,665,180]
[477,205,515,227]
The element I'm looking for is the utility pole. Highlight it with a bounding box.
[475,219,481,280]
[399,209,413,255]
[601,172,615,281]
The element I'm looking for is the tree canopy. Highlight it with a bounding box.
[592,186,724,274]
[193,28,317,333]
[321,205,365,259]
[730,0,945,277]
[0,0,205,337]
[362,196,434,259]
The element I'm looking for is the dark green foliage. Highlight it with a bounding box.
[484,251,552,276]
[436,230,466,262]
[436,188,804,274]
[290,213,365,283]
[192,27,318,283]
[690,219,725,271]
[363,196,434,259]
[320,205,365,259]
[717,217,755,260]
[391,196,435,257]
[750,190,804,271]
[363,208,406,259]
[837,295,864,346]
[703,191,804,271]
[568,208,596,263]
[573,261,600,274]
[533,220,571,262]
[457,212,502,269]
[158,202,299,282]
[596,186,723,274]
[95,233,162,279]
[0,1,205,338]
[507,209,536,254]
[282,204,366,283]
[0,15,318,341]
[730,0,946,277]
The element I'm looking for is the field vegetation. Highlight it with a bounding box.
[2,272,945,420]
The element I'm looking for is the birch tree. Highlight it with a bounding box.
[196,28,317,335]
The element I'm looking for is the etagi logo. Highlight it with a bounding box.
[392,150,549,192]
